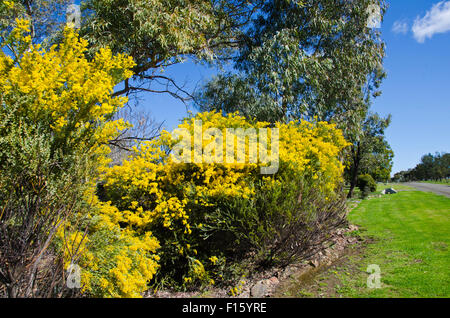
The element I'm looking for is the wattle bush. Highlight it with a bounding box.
[98,111,350,290]
[0,22,159,298]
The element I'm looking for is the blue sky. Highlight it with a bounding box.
[133,0,450,175]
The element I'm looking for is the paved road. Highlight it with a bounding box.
[404,182,450,198]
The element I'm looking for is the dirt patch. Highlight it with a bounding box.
[272,242,368,298]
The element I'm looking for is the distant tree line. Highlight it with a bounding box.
[393,152,450,182]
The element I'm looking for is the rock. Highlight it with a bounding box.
[250,281,270,298]
[384,188,397,194]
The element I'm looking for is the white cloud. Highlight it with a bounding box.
[412,1,450,43]
[392,20,409,35]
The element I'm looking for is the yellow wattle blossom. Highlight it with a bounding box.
[96,111,349,290]
[1,21,162,298]
[209,256,219,265]
[3,1,14,9]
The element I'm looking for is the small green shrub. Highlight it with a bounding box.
[357,174,377,196]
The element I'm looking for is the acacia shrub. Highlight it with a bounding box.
[0,20,159,298]
[99,111,349,290]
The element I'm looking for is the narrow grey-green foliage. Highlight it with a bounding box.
[196,0,387,126]
[359,137,394,182]
[0,0,71,43]
[0,118,91,297]
[79,0,262,100]
[195,73,286,122]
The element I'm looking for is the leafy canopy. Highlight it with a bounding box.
[196,0,386,126]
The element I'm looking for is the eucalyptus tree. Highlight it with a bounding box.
[196,0,387,127]
[74,0,262,154]
[345,112,392,198]
[395,152,450,182]
[359,141,394,183]
[79,0,261,102]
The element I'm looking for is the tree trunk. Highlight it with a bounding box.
[7,284,17,298]
[347,142,361,199]
[347,175,357,199]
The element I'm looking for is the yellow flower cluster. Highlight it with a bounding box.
[229,278,247,297]
[1,18,350,294]
[98,111,349,289]
[2,1,14,9]
[276,119,350,194]
[209,256,219,265]
[1,21,161,298]
[0,20,134,142]
[60,186,161,298]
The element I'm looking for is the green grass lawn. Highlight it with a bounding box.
[276,190,450,298]
[343,191,450,297]
[345,183,414,202]
[420,180,450,186]
[376,182,415,191]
